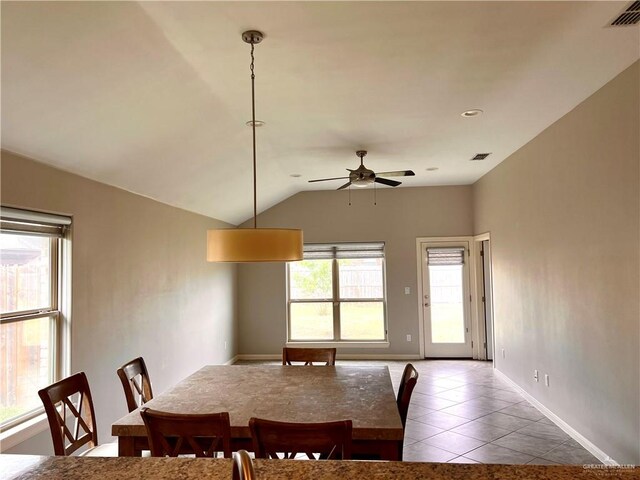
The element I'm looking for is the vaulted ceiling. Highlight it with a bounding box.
[2,1,638,224]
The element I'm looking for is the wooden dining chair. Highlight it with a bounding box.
[397,363,419,430]
[232,450,257,480]
[117,356,154,413]
[38,372,118,456]
[396,363,419,459]
[249,417,352,460]
[140,407,232,458]
[282,347,337,366]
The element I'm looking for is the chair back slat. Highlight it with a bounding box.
[282,347,336,366]
[38,372,99,456]
[117,357,154,412]
[140,408,232,458]
[250,417,352,460]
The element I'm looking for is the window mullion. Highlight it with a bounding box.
[50,236,59,311]
[286,264,292,342]
[332,256,340,341]
[289,298,334,303]
[50,313,59,383]
[0,309,59,324]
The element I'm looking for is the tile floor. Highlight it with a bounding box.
[238,359,602,465]
[382,360,600,465]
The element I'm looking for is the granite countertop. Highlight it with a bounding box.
[2,454,637,480]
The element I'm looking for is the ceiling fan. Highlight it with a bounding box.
[308,150,415,190]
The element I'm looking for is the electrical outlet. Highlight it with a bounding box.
[502,348,505,359]
[545,374,550,386]
[534,370,539,382]
[406,334,412,342]
[404,287,411,295]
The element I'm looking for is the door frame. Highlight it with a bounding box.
[416,236,475,358]
[470,232,494,361]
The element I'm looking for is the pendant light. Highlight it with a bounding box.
[207,31,303,262]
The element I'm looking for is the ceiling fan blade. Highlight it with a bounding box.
[337,181,352,190]
[308,176,350,183]
[374,177,401,187]
[375,170,415,177]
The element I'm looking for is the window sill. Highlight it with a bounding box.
[0,412,49,451]
[286,341,390,349]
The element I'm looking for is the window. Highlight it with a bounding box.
[287,243,387,342]
[0,207,70,430]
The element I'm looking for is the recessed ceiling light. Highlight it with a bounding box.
[426,167,439,171]
[246,120,265,127]
[461,109,483,118]
[290,173,302,178]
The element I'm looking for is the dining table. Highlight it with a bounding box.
[111,364,404,460]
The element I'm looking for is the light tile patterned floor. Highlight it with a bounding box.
[384,360,600,465]
[235,359,602,465]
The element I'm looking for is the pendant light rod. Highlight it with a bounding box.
[243,30,263,229]
[250,41,257,228]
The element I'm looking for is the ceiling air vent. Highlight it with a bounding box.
[610,1,640,26]
[471,153,491,161]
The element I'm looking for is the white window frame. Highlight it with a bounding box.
[286,242,389,347]
[0,207,71,444]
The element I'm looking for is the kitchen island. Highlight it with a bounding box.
[2,454,636,480]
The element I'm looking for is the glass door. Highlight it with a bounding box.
[421,242,473,357]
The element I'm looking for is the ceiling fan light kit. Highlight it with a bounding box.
[207,30,303,263]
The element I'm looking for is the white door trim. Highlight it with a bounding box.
[474,232,491,242]
[416,236,474,358]
[471,233,491,360]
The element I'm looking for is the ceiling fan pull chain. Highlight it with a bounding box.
[374,182,377,205]
[348,185,351,206]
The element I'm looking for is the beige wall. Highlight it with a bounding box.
[473,62,639,464]
[0,151,238,453]
[238,186,473,356]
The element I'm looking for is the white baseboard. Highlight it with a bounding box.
[223,355,239,365]
[235,354,280,361]
[234,353,421,362]
[494,369,617,466]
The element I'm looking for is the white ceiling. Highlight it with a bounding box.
[2,1,638,225]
